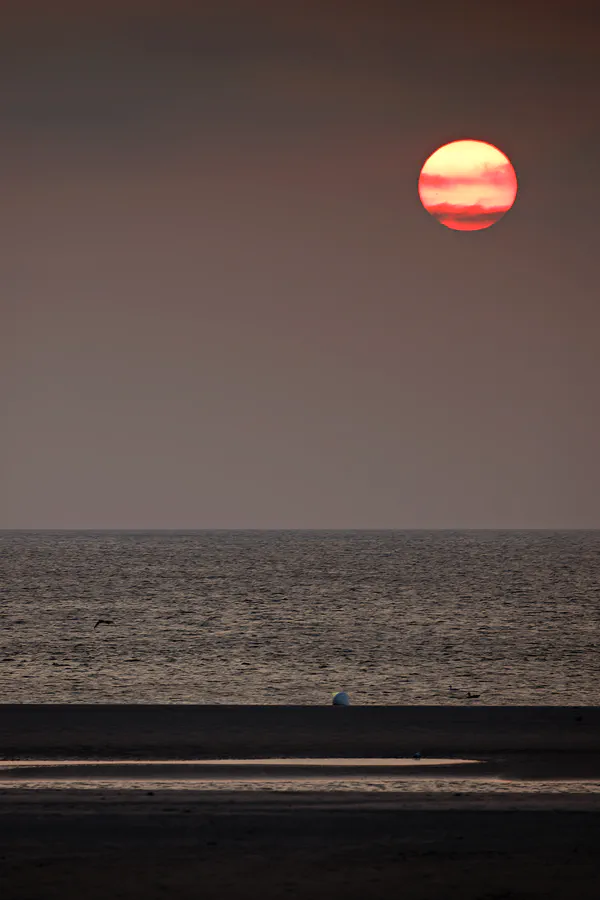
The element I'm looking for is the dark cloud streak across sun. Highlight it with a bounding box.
[419,166,517,189]
[427,204,510,229]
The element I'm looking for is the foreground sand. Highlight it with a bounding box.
[1,789,600,899]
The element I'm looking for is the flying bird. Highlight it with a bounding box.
[94,619,115,629]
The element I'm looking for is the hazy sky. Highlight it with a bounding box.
[2,1,599,528]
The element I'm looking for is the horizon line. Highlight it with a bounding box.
[1,527,598,533]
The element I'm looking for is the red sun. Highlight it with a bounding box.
[418,139,518,231]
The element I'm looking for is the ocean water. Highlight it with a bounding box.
[0,530,598,705]
[3,779,600,794]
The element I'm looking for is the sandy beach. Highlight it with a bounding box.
[1,789,600,899]
[1,705,599,898]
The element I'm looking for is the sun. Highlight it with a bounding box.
[418,139,518,231]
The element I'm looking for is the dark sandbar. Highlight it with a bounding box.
[2,704,599,758]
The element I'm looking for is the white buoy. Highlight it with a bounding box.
[332,691,350,706]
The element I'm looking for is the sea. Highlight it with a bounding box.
[1,530,599,706]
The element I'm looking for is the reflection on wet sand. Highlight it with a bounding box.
[0,757,483,785]
[0,757,479,769]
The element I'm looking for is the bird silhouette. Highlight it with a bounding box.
[94,619,115,629]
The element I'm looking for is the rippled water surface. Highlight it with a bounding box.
[1,530,598,704]
[2,779,600,794]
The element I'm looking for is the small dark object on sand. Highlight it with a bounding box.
[94,619,115,629]
[467,692,481,699]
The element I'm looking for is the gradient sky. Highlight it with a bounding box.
[2,0,599,528]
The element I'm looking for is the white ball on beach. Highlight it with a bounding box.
[332,691,350,706]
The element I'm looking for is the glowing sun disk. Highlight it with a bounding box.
[418,139,518,231]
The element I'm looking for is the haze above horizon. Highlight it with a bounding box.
[2,1,599,529]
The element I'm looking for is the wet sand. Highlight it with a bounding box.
[0,757,484,782]
[3,755,600,780]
